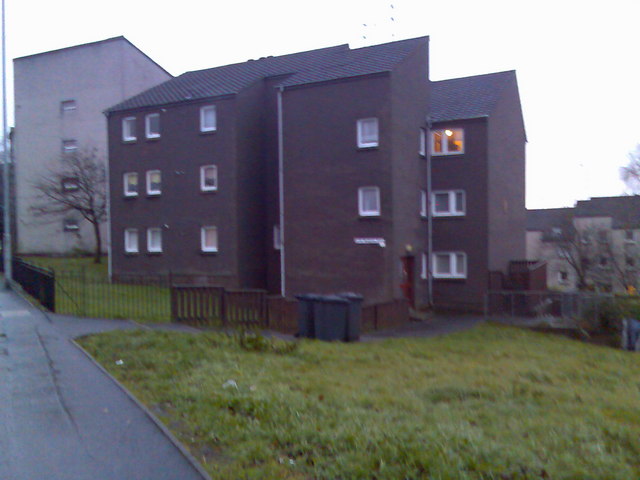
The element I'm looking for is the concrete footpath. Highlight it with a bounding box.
[0,286,208,480]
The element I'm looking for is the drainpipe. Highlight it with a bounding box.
[277,87,286,297]
[426,115,433,306]
[2,0,12,288]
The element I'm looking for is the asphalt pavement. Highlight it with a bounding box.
[0,285,208,480]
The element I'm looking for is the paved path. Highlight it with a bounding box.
[0,286,207,480]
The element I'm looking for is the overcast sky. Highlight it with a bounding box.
[5,0,640,209]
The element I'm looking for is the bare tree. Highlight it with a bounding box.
[621,144,640,194]
[31,148,106,263]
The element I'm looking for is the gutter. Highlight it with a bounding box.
[277,87,286,297]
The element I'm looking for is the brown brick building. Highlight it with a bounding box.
[106,37,526,310]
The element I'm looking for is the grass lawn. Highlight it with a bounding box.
[21,256,171,322]
[78,324,640,479]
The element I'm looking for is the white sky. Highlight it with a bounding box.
[5,0,640,209]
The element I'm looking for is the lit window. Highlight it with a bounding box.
[124,172,138,197]
[421,252,428,279]
[62,139,77,154]
[201,226,218,252]
[200,106,217,132]
[358,186,380,216]
[124,228,139,253]
[147,228,162,253]
[63,218,79,232]
[273,225,282,250]
[419,128,426,157]
[200,165,217,191]
[146,170,161,195]
[61,177,79,192]
[122,117,136,142]
[357,118,379,148]
[431,128,464,155]
[61,100,76,112]
[420,190,427,218]
[433,252,467,279]
[145,113,160,139]
[432,190,465,216]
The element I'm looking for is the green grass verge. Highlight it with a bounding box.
[21,256,170,323]
[78,324,640,479]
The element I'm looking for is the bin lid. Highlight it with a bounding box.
[295,293,323,301]
[320,295,350,304]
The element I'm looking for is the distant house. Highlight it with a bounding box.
[13,36,171,256]
[527,196,640,292]
[106,37,526,310]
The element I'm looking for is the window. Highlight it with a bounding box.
[145,113,160,139]
[419,128,426,157]
[61,177,79,192]
[431,128,464,155]
[200,106,217,132]
[200,165,218,191]
[420,190,427,218]
[147,228,162,253]
[122,117,136,142]
[433,252,467,279]
[432,190,465,216]
[273,225,282,250]
[358,186,380,216]
[124,172,138,197]
[421,252,428,279]
[357,118,379,148]
[146,170,161,195]
[626,256,635,268]
[124,228,139,253]
[62,139,77,154]
[599,256,608,267]
[558,271,568,283]
[597,230,608,243]
[63,218,79,232]
[201,226,218,252]
[61,100,76,112]
[626,230,635,242]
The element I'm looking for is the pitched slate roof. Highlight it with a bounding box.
[107,37,428,113]
[575,196,640,229]
[526,208,573,231]
[430,70,516,122]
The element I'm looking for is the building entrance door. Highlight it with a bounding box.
[400,255,415,307]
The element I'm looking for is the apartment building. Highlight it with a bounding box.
[13,36,171,255]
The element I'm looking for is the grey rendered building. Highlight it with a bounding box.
[13,36,171,255]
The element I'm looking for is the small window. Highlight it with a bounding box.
[432,190,465,216]
[599,256,608,267]
[62,139,77,154]
[147,228,162,253]
[200,106,217,132]
[146,170,161,195]
[419,128,426,157]
[61,100,76,112]
[124,172,138,197]
[200,165,218,191]
[431,128,464,155]
[122,117,136,142]
[61,177,79,192]
[433,252,467,279]
[358,186,380,217]
[201,226,218,252]
[626,230,635,242]
[421,252,428,279]
[63,218,79,232]
[145,113,160,139]
[357,118,379,148]
[558,271,568,283]
[273,225,282,250]
[124,228,139,253]
[420,190,427,218]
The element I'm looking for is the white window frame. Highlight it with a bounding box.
[358,186,381,217]
[124,228,139,253]
[421,252,428,279]
[146,170,161,196]
[123,172,138,197]
[419,128,426,157]
[431,128,464,155]
[432,190,465,217]
[63,218,79,232]
[201,226,218,253]
[61,177,79,192]
[62,139,77,154]
[145,113,160,139]
[61,100,76,112]
[357,118,379,148]
[420,190,427,218]
[122,117,136,142]
[200,165,218,192]
[200,105,217,132]
[147,228,162,253]
[273,225,282,250]
[433,252,467,279]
